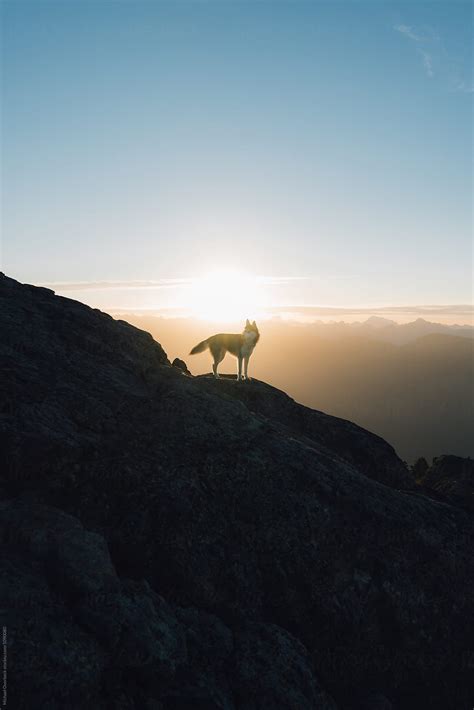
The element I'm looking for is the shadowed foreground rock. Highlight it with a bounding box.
[1,500,335,710]
[1,273,473,709]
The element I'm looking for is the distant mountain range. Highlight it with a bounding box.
[298,316,474,345]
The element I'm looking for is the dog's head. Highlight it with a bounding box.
[244,319,260,343]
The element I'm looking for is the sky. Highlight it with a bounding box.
[1,0,473,321]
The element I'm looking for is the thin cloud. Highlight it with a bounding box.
[394,24,424,42]
[394,23,435,78]
[453,79,474,94]
[40,275,311,292]
[394,21,473,89]
[417,49,434,78]
[39,279,192,292]
[268,304,474,317]
[258,276,310,285]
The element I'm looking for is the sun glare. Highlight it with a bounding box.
[190,270,264,322]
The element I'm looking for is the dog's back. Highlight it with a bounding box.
[189,332,242,356]
[207,333,243,358]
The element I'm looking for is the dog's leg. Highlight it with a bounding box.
[211,348,225,378]
[244,355,250,381]
[237,355,242,381]
[213,355,221,378]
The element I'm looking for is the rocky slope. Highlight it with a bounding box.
[417,455,474,512]
[1,273,473,709]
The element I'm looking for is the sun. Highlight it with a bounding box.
[190,270,264,322]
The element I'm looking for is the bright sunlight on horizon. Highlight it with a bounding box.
[32,273,474,326]
[1,1,472,324]
[190,271,266,322]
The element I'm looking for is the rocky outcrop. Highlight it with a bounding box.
[418,455,474,512]
[172,357,192,376]
[1,273,473,709]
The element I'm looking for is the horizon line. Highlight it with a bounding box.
[106,304,474,315]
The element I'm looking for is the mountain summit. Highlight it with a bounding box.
[1,273,473,710]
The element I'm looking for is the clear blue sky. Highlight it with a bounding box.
[1,0,472,312]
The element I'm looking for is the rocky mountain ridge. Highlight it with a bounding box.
[1,273,473,709]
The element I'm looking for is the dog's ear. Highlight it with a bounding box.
[252,321,257,327]
[246,319,250,327]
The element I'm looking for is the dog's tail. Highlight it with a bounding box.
[189,338,209,355]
